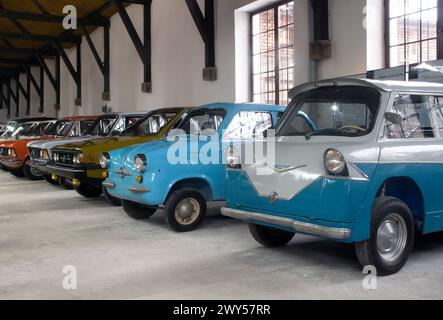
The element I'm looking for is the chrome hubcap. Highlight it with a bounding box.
[175,198,200,225]
[30,167,42,177]
[376,213,408,265]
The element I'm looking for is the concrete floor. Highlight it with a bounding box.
[1,170,443,300]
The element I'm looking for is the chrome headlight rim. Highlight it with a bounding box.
[324,148,346,175]
[134,154,147,173]
[8,148,16,157]
[226,145,241,169]
[73,153,84,165]
[99,152,111,169]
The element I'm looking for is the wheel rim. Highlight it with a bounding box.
[376,213,408,265]
[30,166,42,177]
[175,198,201,225]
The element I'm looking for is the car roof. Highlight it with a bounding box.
[10,117,57,123]
[61,116,99,121]
[196,102,286,112]
[289,77,443,99]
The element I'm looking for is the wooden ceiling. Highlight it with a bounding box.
[0,0,134,70]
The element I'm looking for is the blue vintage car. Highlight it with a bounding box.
[102,103,285,232]
[221,78,443,276]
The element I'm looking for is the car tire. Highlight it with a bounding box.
[122,200,156,219]
[74,184,103,198]
[355,196,415,276]
[23,163,43,181]
[0,164,8,172]
[44,174,59,185]
[103,186,122,207]
[10,168,25,178]
[59,177,74,190]
[249,223,295,247]
[164,189,207,232]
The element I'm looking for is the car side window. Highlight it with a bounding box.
[223,112,273,140]
[386,95,435,139]
[430,97,443,137]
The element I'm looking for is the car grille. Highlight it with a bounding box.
[0,147,8,157]
[52,150,78,166]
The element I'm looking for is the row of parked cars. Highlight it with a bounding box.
[2,78,443,276]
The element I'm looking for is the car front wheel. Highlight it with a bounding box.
[164,189,207,232]
[355,196,415,276]
[74,184,102,198]
[122,200,156,219]
[249,223,295,247]
[23,164,43,180]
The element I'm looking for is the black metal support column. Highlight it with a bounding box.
[185,0,217,81]
[40,65,45,113]
[113,0,152,93]
[0,80,3,110]
[55,54,61,111]
[37,55,59,112]
[14,75,19,117]
[26,66,43,114]
[6,79,11,118]
[16,74,30,116]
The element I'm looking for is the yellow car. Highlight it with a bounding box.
[46,107,191,204]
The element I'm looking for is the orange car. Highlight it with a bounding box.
[0,116,97,180]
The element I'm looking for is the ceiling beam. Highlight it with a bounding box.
[0,31,81,44]
[0,47,57,55]
[0,9,110,27]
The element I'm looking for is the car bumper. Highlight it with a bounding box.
[29,160,50,175]
[221,207,352,240]
[0,157,23,169]
[103,181,151,194]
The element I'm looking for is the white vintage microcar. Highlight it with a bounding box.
[222,78,443,275]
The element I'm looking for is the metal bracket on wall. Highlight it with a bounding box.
[37,54,61,111]
[185,0,216,81]
[80,24,111,101]
[113,0,152,93]
[53,42,82,106]
[26,66,44,113]
[15,73,31,116]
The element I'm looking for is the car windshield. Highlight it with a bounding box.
[27,121,55,136]
[1,121,18,137]
[44,120,73,137]
[276,85,381,137]
[176,109,226,135]
[13,122,38,136]
[84,115,119,137]
[123,111,179,136]
[79,120,97,135]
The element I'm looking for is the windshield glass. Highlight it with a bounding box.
[44,120,72,137]
[13,122,38,136]
[277,86,381,137]
[1,121,18,137]
[27,121,55,136]
[84,115,119,137]
[176,109,226,135]
[124,111,179,136]
[79,120,97,135]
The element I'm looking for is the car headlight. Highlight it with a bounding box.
[8,148,16,157]
[324,149,346,175]
[100,152,111,169]
[41,149,49,160]
[226,145,241,169]
[73,153,84,165]
[134,154,147,173]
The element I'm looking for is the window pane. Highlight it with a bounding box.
[390,0,405,17]
[279,47,288,69]
[422,39,437,62]
[252,35,260,54]
[405,13,420,43]
[405,0,420,14]
[422,0,438,10]
[252,14,260,35]
[390,45,405,67]
[406,42,420,64]
[421,8,437,40]
[390,17,405,46]
[224,112,273,139]
[431,97,443,136]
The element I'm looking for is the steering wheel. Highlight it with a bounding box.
[337,125,367,133]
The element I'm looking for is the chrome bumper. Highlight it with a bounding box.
[102,180,150,194]
[102,181,115,189]
[221,207,352,240]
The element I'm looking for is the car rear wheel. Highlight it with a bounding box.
[0,164,8,171]
[164,189,207,232]
[23,164,43,181]
[355,196,415,276]
[103,186,122,207]
[122,200,156,219]
[59,177,74,190]
[249,223,295,247]
[74,184,102,198]
[10,168,25,178]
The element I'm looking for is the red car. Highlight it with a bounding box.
[0,116,97,180]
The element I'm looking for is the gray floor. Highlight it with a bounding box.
[1,170,443,300]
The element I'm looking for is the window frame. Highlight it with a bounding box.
[384,0,443,68]
[250,0,295,105]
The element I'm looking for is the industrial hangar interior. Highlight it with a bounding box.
[1,0,443,301]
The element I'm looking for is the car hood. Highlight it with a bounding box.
[27,135,100,150]
[241,136,380,200]
[55,135,164,164]
[0,136,56,148]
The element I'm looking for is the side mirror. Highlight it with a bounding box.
[384,112,402,125]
